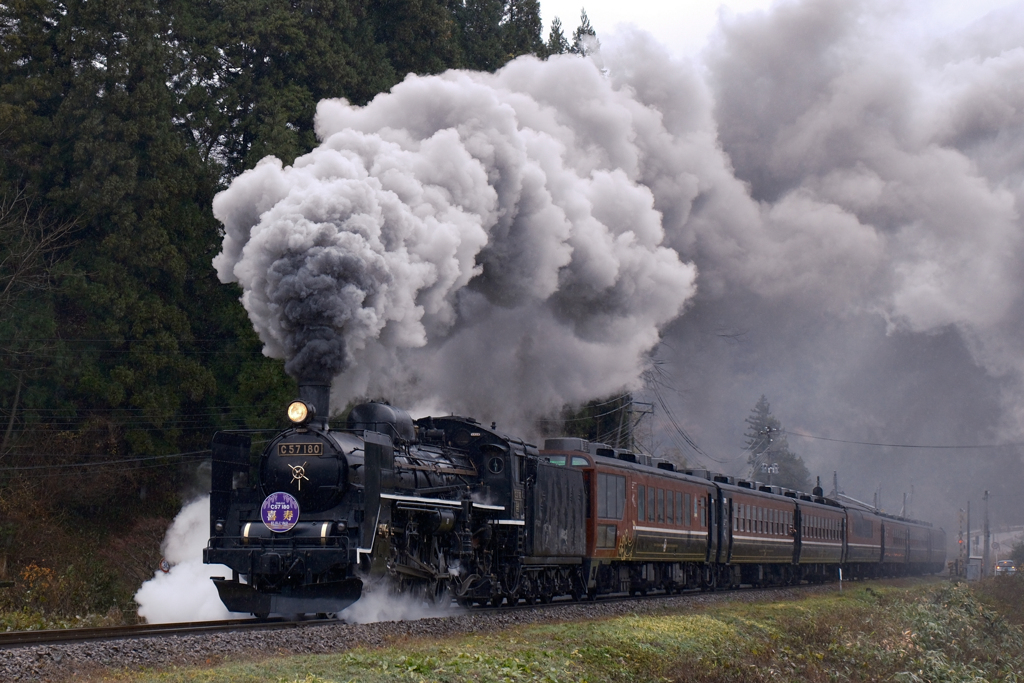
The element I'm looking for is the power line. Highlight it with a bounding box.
[646,369,725,465]
[534,394,633,423]
[1,403,286,415]
[0,338,262,343]
[0,350,269,358]
[3,458,213,479]
[2,449,211,470]
[783,430,1024,450]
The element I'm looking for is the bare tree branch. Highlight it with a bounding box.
[0,191,78,317]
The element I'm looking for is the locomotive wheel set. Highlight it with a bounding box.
[203,384,946,617]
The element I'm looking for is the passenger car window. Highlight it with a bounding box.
[597,473,625,520]
[597,524,617,548]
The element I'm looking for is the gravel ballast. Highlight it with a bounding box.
[2,585,839,681]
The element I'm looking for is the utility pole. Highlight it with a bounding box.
[983,490,990,578]
[966,500,971,559]
[614,394,629,450]
[956,508,966,577]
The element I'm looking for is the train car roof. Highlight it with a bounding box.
[544,439,936,526]
[559,449,884,517]
[588,454,716,487]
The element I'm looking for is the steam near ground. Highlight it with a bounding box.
[172,0,1024,622]
[135,498,244,623]
[337,583,461,624]
[134,496,461,623]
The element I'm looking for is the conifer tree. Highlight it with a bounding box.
[545,17,571,56]
[457,0,507,71]
[174,0,395,179]
[0,0,546,518]
[367,0,462,77]
[0,0,297,511]
[502,0,544,59]
[743,395,811,491]
[549,394,634,450]
[571,8,599,56]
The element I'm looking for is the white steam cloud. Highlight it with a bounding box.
[135,498,243,623]
[213,49,698,428]
[337,584,460,624]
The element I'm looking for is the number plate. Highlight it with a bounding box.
[278,442,323,456]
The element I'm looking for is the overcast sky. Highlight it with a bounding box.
[541,0,1023,57]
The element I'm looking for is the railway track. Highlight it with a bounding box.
[0,615,337,649]
[0,579,852,649]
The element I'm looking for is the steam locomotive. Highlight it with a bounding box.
[203,384,945,617]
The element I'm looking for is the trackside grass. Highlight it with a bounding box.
[95,579,1024,683]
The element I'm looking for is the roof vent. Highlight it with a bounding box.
[543,437,590,453]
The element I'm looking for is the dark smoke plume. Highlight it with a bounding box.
[213,56,697,423]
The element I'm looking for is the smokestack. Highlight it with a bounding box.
[298,382,331,427]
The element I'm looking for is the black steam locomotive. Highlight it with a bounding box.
[204,385,944,617]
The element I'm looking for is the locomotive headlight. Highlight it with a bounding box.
[287,400,313,424]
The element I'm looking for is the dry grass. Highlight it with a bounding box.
[973,573,1024,626]
[0,480,170,629]
[86,578,1024,683]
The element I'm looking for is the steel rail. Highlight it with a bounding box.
[0,585,779,649]
[0,615,336,649]
[0,575,931,649]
